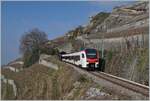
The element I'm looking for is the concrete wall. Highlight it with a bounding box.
[86,34,148,51]
[39,54,58,70]
[106,19,148,33]
[39,59,58,70]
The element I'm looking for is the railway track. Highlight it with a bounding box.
[66,63,149,99]
[90,72,149,97]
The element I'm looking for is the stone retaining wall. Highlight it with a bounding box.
[86,34,148,51]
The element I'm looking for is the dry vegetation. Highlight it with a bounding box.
[1,56,94,100]
[105,47,149,85]
[1,82,15,100]
[3,55,130,100]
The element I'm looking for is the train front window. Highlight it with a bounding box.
[82,54,85,58]
[86,49,97,59]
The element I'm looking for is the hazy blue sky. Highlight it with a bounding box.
[1,1,135,65]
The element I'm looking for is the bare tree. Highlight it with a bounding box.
[20,28,48,54]
[20,28,48,67]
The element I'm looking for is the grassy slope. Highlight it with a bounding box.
[1,55,137,100]
[1,56,93,100]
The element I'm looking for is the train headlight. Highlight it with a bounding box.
[97,64,99,67]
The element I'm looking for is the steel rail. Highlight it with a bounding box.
[90,71,149,97]
[64,62,149,97]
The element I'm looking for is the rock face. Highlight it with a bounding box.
[92,1,149,33]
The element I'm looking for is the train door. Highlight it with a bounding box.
[81,52,86,68]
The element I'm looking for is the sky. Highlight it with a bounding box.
[1,1,136,65]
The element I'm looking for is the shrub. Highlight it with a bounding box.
[23,48,39,68]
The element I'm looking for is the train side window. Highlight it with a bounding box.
[77,56,79,61]
[78,55,80,60]
[71,56,73,60]
[77,56,79,60]
[82,54,84,58]
[76,55,79,60]
[76,56,79,61]
[74,56,76,61]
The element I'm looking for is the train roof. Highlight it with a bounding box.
[61,48,97,56]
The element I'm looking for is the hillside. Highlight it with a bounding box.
[1,1,149,100]
[47,1,149,85]
[1,55,132,100]
[48,1,149,51]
